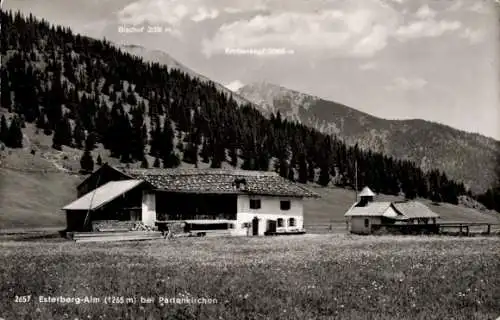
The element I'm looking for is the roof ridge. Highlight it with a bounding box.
[122,168,280,176]
[109,165,319,198]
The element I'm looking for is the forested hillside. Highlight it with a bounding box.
[1,10,499,213]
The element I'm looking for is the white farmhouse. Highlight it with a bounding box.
[63,164,319,236]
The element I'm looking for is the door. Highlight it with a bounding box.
[267,220,277,234]
[252,217,259,236]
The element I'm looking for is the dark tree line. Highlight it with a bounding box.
[0,114,23,148]
[1,9,499,213]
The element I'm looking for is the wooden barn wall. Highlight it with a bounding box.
[66,210,90,232]
[93,187,144,220]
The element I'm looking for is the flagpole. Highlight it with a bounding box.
[355,159,358,203]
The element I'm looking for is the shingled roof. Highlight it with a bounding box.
[64,180,146,211]
[344,200,439,219]
[344,202,393,217]
[392,201,439,219]
[114,167,320,198]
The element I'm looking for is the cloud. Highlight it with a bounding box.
[460,28,486,44]
[117,0,468,58]
[395,20,461,41]
[223,7,244,14]
[446,0,490,13]
[386,77,427,91]
[225,80,245,92]
[221,0,269,12]
[191,7,219,22]
[359,62,378,70]
[467,2,490,14]
[415,4,436,19]
[446,1,463,12]
[117,0,219,30]
[202,2,400,58]
[118,0,188,26]
[351,25,389,57]
[393,3,465,42]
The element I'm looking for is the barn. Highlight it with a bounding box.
[63,164,320,236]
[344,186,439,234]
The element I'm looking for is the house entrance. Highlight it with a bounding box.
[252,217,259,236]
[266,220,277,234]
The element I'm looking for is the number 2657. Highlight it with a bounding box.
[15,295,31,303]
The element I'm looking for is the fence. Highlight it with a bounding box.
[304,222,500,236]
[436,222,500,236]
[304,221,348,234]
[371,224,439,235]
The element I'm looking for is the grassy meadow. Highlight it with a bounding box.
[1,234,499,320]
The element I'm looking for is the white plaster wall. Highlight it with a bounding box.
[233,195,304,236]
[141,192,156,227]
[349,216,381,234]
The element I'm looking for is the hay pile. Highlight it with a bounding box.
[92,220,156,232]
[92,220,136,231]
[131,222,155,231]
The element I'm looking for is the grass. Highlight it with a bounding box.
[0,168,81,228]
[1,234,499,319]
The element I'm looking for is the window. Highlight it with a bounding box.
[364,218,369,228]
[250,199,261,209]
[229,223,235,229]
[288,218,296,227]
[277,218,284,227]
[280,200,291,211]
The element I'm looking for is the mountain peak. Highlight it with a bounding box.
[241,81,296,93]
[225,80,245,92]
[118,44,254,107]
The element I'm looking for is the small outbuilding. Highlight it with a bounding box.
[344,186,439,234]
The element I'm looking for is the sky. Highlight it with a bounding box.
[4,0,500,140]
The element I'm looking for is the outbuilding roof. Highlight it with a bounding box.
[344,200,440,219]
[392,201,440,219]
[63,180,145,211]
[344,202,392,217]
[117,167,320,198]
